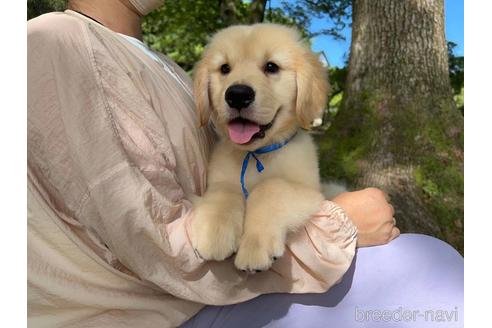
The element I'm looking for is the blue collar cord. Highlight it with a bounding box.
[240,133,297,198]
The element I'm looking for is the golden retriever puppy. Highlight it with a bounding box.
[191,24,329,272]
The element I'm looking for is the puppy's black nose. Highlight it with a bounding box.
[225,84,255,110]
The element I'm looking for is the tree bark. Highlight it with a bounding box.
[319,0,463,252]
[219,0,242,25]
[248,0,268,23]
[220,0,267,25]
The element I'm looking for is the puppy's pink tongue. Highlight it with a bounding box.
[228,120,260,144]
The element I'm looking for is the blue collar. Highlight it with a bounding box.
[240,133,297,198]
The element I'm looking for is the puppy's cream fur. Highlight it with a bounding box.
[191,24,329,272]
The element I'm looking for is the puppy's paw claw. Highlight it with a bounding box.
[194,248,204,260]
[191,212,243,261]
[234,233,284,272]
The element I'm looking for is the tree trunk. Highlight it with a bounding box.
[220,0,267,25]
[319,0,464,252]
[219,0,242,25]
[248,0,268,23]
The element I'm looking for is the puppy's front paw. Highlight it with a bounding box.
[190,206,243,261]
[234,231,285,273]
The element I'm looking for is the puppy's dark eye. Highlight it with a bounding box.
[220,63,231,75]
[265,62,279,74]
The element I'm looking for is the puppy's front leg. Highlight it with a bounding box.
[234,178,324,272]
[191,182,245,261]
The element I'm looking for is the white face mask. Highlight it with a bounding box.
[128,0,164,16]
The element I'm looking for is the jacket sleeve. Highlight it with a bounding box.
[27,14,357,306]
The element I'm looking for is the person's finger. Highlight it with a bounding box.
[392,217,396,226]
[388,203,395,216]
[383,219,396,232]
[384,218,395,228]
[390,226,400,241]
[382,205,395,220]
[383,191,391,202]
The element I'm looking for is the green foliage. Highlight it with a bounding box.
[142,1,226,72]
[265,7,311,38]
[414,168,439,197]
[322,66,347,119]
[448,42,464,93]
[329,92,343,109]
[328,66,347,95]
[27,0,352,73]
[447,41,464,114]
[142,0,313,72]
[27,0,67,20]
[280,0,351,39]
[454,87,464,114]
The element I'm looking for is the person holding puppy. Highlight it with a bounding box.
[27,0,463,327]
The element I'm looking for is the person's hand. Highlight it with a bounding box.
[332,188,400,247]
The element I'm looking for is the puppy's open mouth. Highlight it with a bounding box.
[227,118,274,145]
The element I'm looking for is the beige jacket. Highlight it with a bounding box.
[27,10,357,328]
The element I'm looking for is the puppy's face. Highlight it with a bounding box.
[194,24,329,151]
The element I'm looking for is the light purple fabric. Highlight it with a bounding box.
[181,234,464,328]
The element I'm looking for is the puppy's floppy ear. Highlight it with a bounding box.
[193,58,212,126]
[295,45,330,129]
